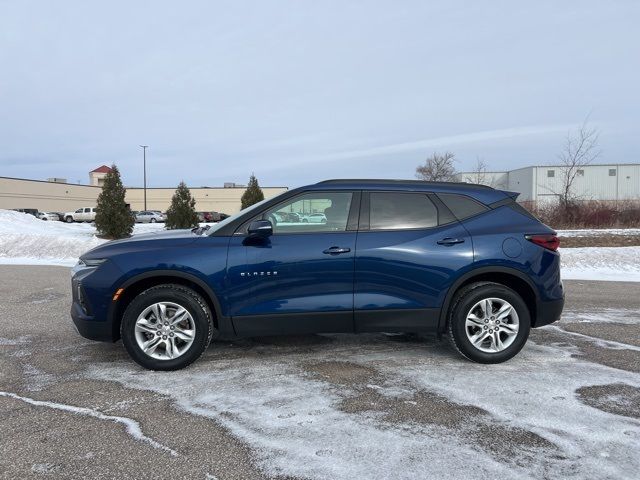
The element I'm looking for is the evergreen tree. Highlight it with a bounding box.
[241,173,265,209]
[165,181,199,229]
[94,164,134,239]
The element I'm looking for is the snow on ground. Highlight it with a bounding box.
[560,246,640,281]
[0,391,178,456]
[1,210,639,281]
[557,228,640,237]
[86,316,640,480]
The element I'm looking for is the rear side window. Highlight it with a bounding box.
[437,193,488,220]
[506,201,540,221]
[369,193,438,230]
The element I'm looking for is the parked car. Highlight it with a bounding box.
[196,212,214,222]
[208,211,230,222]
[12,208,39,217]
[302,213,327,223]
[37,212,60,221]
[64,207,97,223]
[71,179,564,370]
[135,211,165,223]
[276,212,301,223]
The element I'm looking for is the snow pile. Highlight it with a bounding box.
[0,209,188,266]
[0,209,103,266]
[560,246,640,281]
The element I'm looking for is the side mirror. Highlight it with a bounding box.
[248,220,273,237]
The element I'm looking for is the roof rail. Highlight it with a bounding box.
[315,179,495,190]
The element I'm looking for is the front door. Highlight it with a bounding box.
[226,191,359,336]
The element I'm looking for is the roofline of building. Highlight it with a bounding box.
[0,176,102,188]
[525,163,639,168]
[0,176,288,190]
[458,162,640,175]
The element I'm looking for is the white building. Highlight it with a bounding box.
[456,164,640,204]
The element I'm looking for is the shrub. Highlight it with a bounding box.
[94,164,134,239]
[524,200,640,229]
[241,174,264,210]
[165,181,199,229]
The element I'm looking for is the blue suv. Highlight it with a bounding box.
[71,180,564,370]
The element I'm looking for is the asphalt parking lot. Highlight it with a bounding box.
[1,265,639,479]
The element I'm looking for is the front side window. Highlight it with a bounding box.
[75,208,83,213]
[369,193,438,230]
[263,192,353,234]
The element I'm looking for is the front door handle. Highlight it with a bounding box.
[323,246,351,255]
[437,237,465,246]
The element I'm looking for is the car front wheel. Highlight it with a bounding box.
[448,282,530,364]
[121,284,215,370]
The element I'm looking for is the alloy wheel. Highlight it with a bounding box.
[464,297,519,353]
[134,302,196,360]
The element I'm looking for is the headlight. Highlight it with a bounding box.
[78,258,107,267]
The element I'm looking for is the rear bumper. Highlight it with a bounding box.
[534,296,564,327]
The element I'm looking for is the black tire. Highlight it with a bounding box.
[448,282,531,364]
[150,218,157,223]
[121,284,215,371]
[65,216,73,223]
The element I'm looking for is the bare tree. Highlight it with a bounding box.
[557,118,600,206]
[415,152,457,182]
[469,157,488,185]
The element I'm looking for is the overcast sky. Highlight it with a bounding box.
[1,1,638,188]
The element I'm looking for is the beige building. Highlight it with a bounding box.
[89,165,112,186]
[0,174,287,214]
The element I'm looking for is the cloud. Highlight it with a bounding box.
[217,124,580,179]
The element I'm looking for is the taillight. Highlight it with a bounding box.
[525,234,560,251]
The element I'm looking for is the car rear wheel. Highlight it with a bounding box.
[150,218,157,223]
[448,282,530,364]
[121,284,215,370]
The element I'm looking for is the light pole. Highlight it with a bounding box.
[140,145,148,210]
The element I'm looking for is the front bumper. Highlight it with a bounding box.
[71,301,114,341]
[70,263,116,342]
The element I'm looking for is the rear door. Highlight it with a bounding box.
[354,191,472,332]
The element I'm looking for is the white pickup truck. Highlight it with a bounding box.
[64,207,97,223]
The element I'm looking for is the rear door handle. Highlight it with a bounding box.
[323,246,351,255]
[437,237,465,246]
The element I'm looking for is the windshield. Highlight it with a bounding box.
[205,195,280,235]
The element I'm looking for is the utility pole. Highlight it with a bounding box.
[140,145,148,210]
